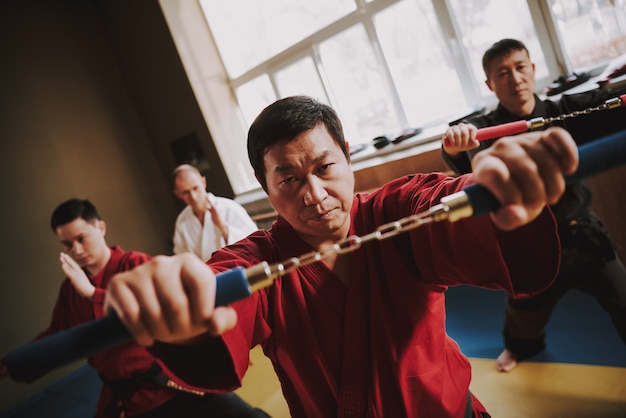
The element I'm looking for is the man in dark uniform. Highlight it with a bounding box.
[441,38,626,372]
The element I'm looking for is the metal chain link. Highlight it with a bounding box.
[278,213,432,273]
[543,96,624,124]
[247,211,438,288]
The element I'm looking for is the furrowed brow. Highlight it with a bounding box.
[273,150,331,173]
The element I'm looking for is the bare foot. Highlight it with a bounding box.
[496,349,518,372]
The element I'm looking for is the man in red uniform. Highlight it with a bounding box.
[104,96,579,417]
[0,198,266,417]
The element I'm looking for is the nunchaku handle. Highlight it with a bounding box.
[4,129,626,382]
[442,119,531,147]
[475,120,530,141]
[465,128,626,218]
[4,268,251,382]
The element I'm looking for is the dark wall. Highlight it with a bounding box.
[0,0,225,411]
[94,0,234,199]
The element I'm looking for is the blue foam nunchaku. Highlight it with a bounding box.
[465,129,626,217]
[4,267,250,382]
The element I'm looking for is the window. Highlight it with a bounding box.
[447,0,550,96]
[198,0,356,78]
[159,0,626,195]
[548,0,626,68]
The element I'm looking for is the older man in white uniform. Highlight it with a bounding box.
[172,164,258,261]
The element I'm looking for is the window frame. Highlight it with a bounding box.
[158,0,618,196]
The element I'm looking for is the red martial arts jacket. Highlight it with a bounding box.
[153,173,560,417]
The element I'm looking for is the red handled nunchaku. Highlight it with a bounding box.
[443,94,626,147]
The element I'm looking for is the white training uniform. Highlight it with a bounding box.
[173,193,258,261]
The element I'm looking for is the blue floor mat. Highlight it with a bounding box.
[445,285,626,367]
[0,365,101,418]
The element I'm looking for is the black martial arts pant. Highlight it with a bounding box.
[503,215,626,359]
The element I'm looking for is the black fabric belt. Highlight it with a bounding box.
[99,362,163,393]
[464,392,473,418]
[465,392,491,418]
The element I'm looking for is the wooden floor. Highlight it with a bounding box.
[236,347,626,417]
[235,346,290,417]
[470,359,626,417]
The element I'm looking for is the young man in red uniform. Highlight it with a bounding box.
[0,198,266,417]
[103,96,579,417]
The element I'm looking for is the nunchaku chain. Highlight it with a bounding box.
[246,209,441,291]
[246,185,475,290]
[526,95,624,129]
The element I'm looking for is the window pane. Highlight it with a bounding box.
[199,0,356,78]
[375,0,468,127]
[275,57,329,103]
[448,0,549,93]
[319,25,400,146]
[550,0,626,68]
[236,75,275,127]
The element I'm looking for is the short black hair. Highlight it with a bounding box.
[482,38,529,77]
[50,198,101,232]
[247,96,349,191]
